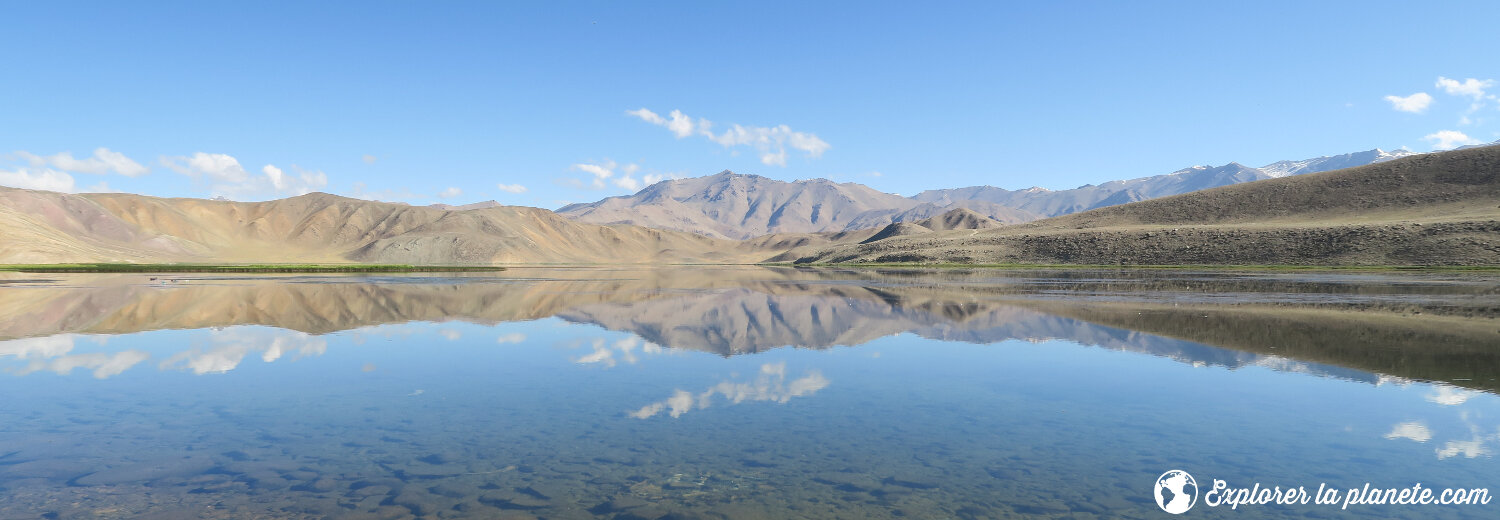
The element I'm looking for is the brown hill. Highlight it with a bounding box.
[0,189,750,264]
[854,208,1003,246]
[912,207,1003,231]
[859,222,932,244]
[791,146,1500,266]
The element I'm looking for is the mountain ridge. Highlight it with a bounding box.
[3,141,1497,266]
[789,144,1500,266]
[558,143,1490,239]
[0,188,750,264]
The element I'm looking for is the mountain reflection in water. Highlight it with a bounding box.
[2,267,1496,393]
[2,267,1499,519]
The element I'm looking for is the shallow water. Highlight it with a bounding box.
[1,267,1497,519]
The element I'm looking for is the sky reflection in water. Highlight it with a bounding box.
[0,267,1497,519]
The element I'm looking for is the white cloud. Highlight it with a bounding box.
[362,154,377,164]
[3,335,149,380]
[572,159,616,188]
[1426,385,1477,406]
[262,165,286,191]
[1384,421,1433,443]
[666,110,695,138]
[1437,439,1491,460]
[19,351,150,379]
[760,148,788,167]
[0,335,77,359]
[0,167,76,192]
[438,328,462,340]
[574,337,636,367]
[159,328,326,375]
[1436,77,1494,99]
[613,176,641,191]
[1423,130,1481,150]
[496,183,528,194]
[438,187,463,199]
[19,148,149,177]
[627,108,831,167]
[642,172,682,185]
[205,162,326,200]
[495,333,527,344]
[614,165,642,191]
[571,336,664,368]
[625,108,666,125]
[569,159,649,192]
[161,152,249,182]
[1384,92,1432,113]
[274,166,327,196]
[629,362,829,419]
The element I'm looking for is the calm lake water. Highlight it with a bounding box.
[1,267,1497,519]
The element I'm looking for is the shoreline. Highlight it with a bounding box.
[774,262,1500,272]
[0,264,507,273]
[2,262,1496,274]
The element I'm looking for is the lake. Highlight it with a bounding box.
[1,267,1497,519]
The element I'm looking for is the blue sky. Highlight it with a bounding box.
[2,1,1496,207]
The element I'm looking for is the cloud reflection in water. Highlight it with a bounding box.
[1,334,149,379]
[158,328,328,375]
[630,362,830,419]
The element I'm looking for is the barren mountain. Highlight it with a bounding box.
[912,147,1435,219]
[912,162,1273,217]
[559,146,1463,239]
[912,207,1002,231]
[850,208,1001,246]
[5,143,1498,267]
[557,171,921,239]
[1258,148,1417,177]
[557,171,1035,239]
[791,145,1500,266]
[0,189,749,264]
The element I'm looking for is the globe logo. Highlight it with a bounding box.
[1154,470,1198,514]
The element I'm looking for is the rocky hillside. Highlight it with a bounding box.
[0,189,745,264]
[790,145,1500,266]
[557,171,1036,239]
[558,145,1457,239]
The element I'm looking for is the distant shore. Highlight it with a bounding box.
[774,262,1500,271]
[0,263,506,273]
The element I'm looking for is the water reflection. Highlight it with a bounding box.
[1,267,1497,519]
[1386,422,1434,442]
[1,334,149,379]
[629,362,830,419]
[573,337,667,368]
[157,328,328,375]
[0,267,1495,395]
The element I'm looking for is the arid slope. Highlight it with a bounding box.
[0,190,749,264]
[792,145,1500,265]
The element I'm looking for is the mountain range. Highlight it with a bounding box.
[558,146,1430,239]
[792,144,1500,265]
[0,141,1495,266]
[0,189,766,264]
